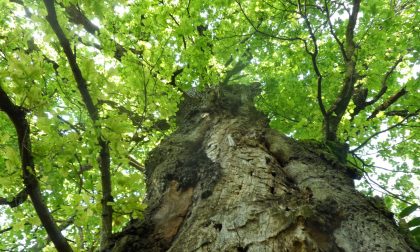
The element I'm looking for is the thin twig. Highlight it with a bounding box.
[351,109,420,153]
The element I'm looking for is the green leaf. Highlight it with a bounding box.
[407,217,420,228]
[411,227,420,236]
[399,205,419,219]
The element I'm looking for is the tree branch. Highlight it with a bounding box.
[56,115,83,136]
[43,1,97,121]
[0,86,72,251]
[385,110,409,117]
[127,155,144,172]
[43,0,112,248]
[97,99,170,131]
[97,100,144,125]
[364,173,411,204]
[365,56,403,106]
[344,0,360,58]
[350,154,413,203]
[0,189,28,208]
[61,3,135,61]
[235,0,302,42]
[323,0,347,60]
[350,56,404,120]
[221,48,252,85]
[61,1,186,90]
[0,227,12,235]
[368,86,407,120]
[350,109,419,153]
[323,0,361,141]
[29,216,75,251]
[64,4,99,35]
[296,1,328,133]
[170,68,184,87]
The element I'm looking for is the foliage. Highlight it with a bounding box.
[0,0,418,250]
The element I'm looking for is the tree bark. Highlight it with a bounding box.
[105,84,414,252]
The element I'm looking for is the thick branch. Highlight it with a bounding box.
[43,0,112,248]
[324,0,361,141]
[350,56,404,120]
[29,216,75,251]
[61,3,141,61]
[0,189,27,208]
[385,110,409,117]
[64,4,99,35]
[0,86,72,252]
[170,68,184,87]
[344,0,360,59]
[368,87,407,120]
[43,0,97,121]
[221,48,252,85]
[366,56,403,106]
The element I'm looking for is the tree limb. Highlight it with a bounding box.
[365,56,403,106]
[368,86,407,120]
[350,56,404,120]
[323,0,347,60]
[127,156,144,172]
[297,1,328,131]
[170,68,184,87]
[385,110,409,117]
[350,154,413,203]
[97,100,144,125]
[0,227,12,235]
[350,109,419,153]
[64,4,99,35]
[221,48,252,85]
[60,3,138,61]
[0,86,72,251]
[0,189,28,208]
[56,115,83,135]
[61,2,185,89]
[43,1,97,121]
[324,0,361,141]
[43,0,112,248]
[235,0,302,42]
[29,216,76,251]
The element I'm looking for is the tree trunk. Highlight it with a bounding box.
[105,84,414,252]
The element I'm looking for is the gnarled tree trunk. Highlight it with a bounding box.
[105,84,413,252]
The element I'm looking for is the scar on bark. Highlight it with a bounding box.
[151,180,193,242]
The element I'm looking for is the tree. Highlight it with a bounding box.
[104,84,417,251]
[0,0,418,251]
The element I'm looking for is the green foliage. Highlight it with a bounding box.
[400,204,419,219]
[408,217,420,228]
[0,0,419,250]
[399,204,420,248]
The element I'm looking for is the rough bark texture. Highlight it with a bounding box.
[105,84,414,252]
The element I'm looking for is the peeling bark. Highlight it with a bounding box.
[105,84,414,252]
